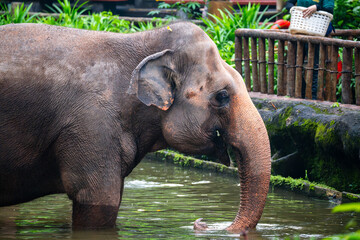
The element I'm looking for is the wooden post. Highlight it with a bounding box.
[235,36,243,76]
[305,43,315,99]
[11,2,22,14]
[287,41,296,97]
[243,37,251,92]
[277,40,285,96]
[342,47,353,104]
[284,42,288,93]
[251,37,260,92]
[355,48,360,105]
[330,45,339,102]
[268,38,275,94]
[317,43,326,100]
[295,41,304,98]
[259,37,267,93]
[208,1,232,22]
[325,45,331,101]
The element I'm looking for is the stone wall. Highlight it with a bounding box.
[250,93,360,193]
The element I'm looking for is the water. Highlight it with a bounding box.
[0,157,356,239]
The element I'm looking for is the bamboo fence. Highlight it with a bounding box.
[235,29,360,105]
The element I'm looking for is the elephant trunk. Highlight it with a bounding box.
[225,95,271,232]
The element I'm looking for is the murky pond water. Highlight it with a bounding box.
[0,157,356,239]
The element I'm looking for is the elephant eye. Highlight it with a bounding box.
[210,89,230,108]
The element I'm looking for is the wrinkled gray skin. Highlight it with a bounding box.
[0,22,271,231]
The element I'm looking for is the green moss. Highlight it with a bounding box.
[255,103,263,109]
[308,104,330,115]
[343,132,360,157]
[315,123,337,148]
[270,175,338,193]
[217,164,227,173]
[282,107,293,120]
[193,159,203,168]
[265,106,293,137]
[301,119,319,133]
[308,154,360,193]
[270,175,305,191]
[330,120,336,126]
[182,158,191,167]
[345,193,360,201]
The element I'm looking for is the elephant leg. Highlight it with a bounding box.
[70,176,124,229]
[72,179,124,228]
[55,129,124,229]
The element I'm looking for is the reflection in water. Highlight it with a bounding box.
[0,157,356,239]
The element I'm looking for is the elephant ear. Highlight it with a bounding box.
[127,49,176,111]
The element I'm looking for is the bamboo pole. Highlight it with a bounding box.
[259,37,267,93]
[251,37,260,92]
[295,41,304,98]
[243,37,251,91]
[268,38,275,94]
[342,47,353,104]
[330,45,339,102]
[325,45,331,101]
[235,36,243,76]
[355,48,360,105]
[317,43,326,100]
[277,40,285,96]
[305,43,315,99]
[287,41,296,97]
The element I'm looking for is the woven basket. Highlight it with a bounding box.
[289,6,333,37]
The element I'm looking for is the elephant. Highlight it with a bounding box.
[0,22,271,232]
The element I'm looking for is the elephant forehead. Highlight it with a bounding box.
[184,41,219,64]
[205,46,221,72]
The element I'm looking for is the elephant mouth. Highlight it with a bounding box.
[212,129,231,166]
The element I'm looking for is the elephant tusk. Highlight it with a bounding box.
[216,130,221,137]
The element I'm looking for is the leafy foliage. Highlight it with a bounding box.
[201,3,278,67]
[0,2,38,24]
[148,1,201,20]
[129,18,169,32]
[83,11,131,32]
[333,0,360,29]
[324,203,360,240]
[46,0,89,28]
[0,0,164,33]
[332,203,360,213]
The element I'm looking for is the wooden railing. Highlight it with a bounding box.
[234,29,360,105]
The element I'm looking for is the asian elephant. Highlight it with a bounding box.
[0,22,271,232]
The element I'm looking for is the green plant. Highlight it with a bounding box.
[38,15,58,25]
[47,0,89,28]
[333,0,360,29]
[0,2,38,24]
[323,203,360,239]
[201,3,278,67]
[148,1,201,20]
[331,102,340,108]
[129,18,167,32]
[83,11,131,32]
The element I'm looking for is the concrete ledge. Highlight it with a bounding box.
[148,150,360,203]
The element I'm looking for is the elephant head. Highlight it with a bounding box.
[127,23,271,232]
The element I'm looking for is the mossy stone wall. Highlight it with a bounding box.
[253,97,360,193]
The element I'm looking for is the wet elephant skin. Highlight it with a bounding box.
[0,22,271,231]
